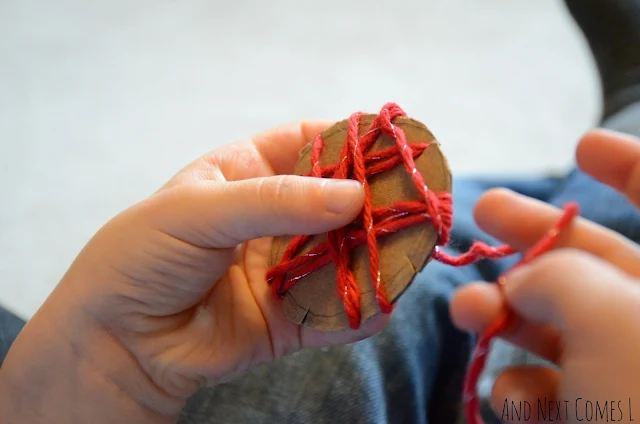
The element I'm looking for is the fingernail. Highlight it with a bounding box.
[323,179,363,214]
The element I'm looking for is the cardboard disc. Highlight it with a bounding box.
[269,114,452,331]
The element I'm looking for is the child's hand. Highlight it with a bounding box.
[452,130,640,422]
[0,121,387,423]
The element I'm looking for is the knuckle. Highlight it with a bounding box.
[255,177,271,217]
[272,174,292,197]
[257,175,297,223]
[267,175,296,204]
[535,248,591,270]
[515,248,592,288]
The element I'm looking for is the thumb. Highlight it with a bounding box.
[152,175,365,248]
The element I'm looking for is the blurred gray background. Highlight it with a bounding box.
[0,0,599,319]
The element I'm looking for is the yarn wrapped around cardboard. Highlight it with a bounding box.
[269,114,452,331]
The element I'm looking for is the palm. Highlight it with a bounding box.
[110,122,386,389]
[201,236,300,380]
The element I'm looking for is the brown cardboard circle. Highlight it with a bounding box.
[269,114,452,331]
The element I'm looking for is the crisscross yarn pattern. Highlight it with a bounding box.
[265,103,579,424]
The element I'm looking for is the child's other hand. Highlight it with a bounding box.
[1,121,387,418]
[452,130,640,422]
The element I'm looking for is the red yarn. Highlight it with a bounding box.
[463,202,579,424]
[266,102,518,327]
[265,103,580,423]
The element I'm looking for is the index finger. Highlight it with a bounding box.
[162,120,333,190]
[474,189,640,276]
[251,120,334,176]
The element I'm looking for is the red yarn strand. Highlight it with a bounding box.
[463,202,579,424]
[265,103,580,423]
